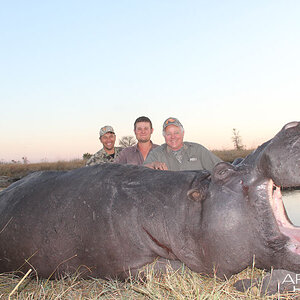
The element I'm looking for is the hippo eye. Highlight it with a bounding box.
[216,169,232,180]
[212,162,236,182]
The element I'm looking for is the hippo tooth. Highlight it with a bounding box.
[272,184,293,229]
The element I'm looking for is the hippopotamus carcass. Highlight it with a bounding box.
[0,122,300,287]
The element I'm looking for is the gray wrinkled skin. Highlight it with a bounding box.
[0,122,300,292]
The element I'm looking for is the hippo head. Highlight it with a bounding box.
[256,121,300,187]
[199,121,300,277]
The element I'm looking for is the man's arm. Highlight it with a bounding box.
[200,147,222,172]
[143,147,168,170]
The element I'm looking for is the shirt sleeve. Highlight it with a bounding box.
[200,148,222,172]
[85,151,102,166]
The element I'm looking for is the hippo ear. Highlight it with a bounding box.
[187,188,207,202]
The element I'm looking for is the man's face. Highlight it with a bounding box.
[164,125,184,151]
[134,122,153,143]
[100,132,116,151]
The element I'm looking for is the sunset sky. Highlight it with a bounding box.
[1,1,299,162]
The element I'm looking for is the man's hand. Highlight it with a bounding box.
[144,161,168,170]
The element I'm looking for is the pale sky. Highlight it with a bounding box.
[1,1,299,163]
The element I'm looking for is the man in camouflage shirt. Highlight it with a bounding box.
[86,126,123,166]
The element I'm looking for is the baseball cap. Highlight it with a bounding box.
[99,126,115,138]
[163,117,183,131]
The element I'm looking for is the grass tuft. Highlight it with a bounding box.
[0,266,296,299]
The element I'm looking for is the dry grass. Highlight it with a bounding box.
[0,149,253,180]
[0,160,86,179]
[212,149,254,164]
[0,264,297,299]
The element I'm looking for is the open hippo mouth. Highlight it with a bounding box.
[270,181,300,254]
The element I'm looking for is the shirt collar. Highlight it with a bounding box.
[135,141,155,152]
